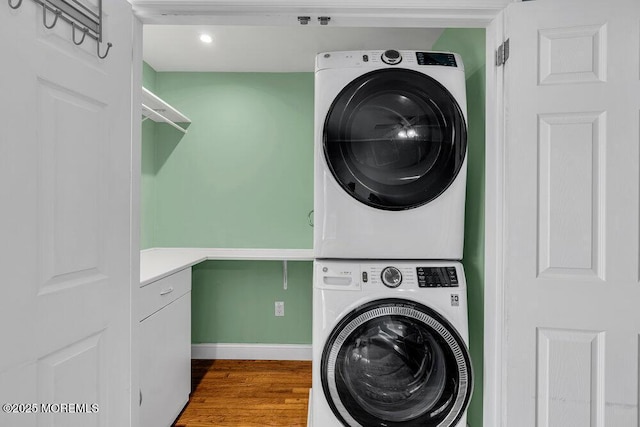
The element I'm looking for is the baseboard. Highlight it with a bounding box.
[191,343,312,360]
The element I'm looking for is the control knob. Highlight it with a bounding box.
[381,266,402,288]
[381,49,402,65]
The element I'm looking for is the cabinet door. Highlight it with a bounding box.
[140,293,191,427]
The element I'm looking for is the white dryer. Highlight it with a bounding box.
[314,50,468,260]
[312,259,473,427]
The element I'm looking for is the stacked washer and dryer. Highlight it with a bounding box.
[311,50,473,427]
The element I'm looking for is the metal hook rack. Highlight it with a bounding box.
[7,0,113,59]
[42,5,61,29]
[71,21,87,45]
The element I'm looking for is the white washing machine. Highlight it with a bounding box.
[311,259,473,427]
[314,50,468,260]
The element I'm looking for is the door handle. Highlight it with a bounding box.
[160,287,174,296]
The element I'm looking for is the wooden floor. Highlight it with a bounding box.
[172,360,312,427]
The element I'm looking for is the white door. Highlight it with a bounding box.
[0,1,134,426]
[502,0,640,425]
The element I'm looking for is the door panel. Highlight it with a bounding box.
[536,328,605,427]
[538,24,607,86]
[503,0,640,425]
[37,79,107,293]
[37,333,105,427]
[0,1,134,426]
[537,111,605,280]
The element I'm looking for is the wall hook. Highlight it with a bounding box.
[43,5,61,29]
[96,41,112,59]
[72,22,88,45]
[8,0,23,9]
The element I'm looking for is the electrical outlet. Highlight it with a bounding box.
[275,301,285,317]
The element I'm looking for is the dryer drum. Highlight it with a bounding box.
[321,299,472,427]
[323,69,467,211]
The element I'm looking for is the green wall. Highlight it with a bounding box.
[433,28,486,427]
[141,67,315,344]
[192,261,312,343]
[143,61,157,91]
[152,72,314,249]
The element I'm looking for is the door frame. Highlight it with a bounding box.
[130,2,509,426]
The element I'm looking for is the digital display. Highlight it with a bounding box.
[416,52,457,67]
[416,266,459,288]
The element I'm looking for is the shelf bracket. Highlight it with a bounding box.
[282,260,288,290]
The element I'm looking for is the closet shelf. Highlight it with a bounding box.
[142,87,191,133]
[140,247,314,287]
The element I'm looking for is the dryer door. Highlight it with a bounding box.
[323,68,467,211]
[321,299,472,427]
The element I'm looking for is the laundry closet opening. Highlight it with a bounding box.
[140,23,486,426]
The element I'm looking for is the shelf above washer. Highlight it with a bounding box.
[142,87,191,134]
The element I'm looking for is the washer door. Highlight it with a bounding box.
[323,68,467,210]
[321,299,472,427]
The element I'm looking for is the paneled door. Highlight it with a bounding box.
[502,0,640,425]
[0,1,134,426]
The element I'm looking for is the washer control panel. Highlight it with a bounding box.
[416,266,459,288]
[316,261,464,291]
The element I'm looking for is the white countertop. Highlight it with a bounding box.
[140,247,314,286]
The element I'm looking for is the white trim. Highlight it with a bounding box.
[131,0,511,7]
[307,389,313,427]
[192,343,312,361]
[131,0,508,26]
[483,8,506,427]
[130,15,144,427]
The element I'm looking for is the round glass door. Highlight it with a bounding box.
[321,299,472,427]
[323,69,467,210]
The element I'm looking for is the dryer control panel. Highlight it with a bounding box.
[315,50,464,72]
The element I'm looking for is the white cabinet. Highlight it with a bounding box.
[139,268,192,427]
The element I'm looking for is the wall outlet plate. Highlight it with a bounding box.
[275,301,285,317]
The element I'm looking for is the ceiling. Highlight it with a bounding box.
[143,25,445,72]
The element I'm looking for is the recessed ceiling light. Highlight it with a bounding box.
[199,34,213,44]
